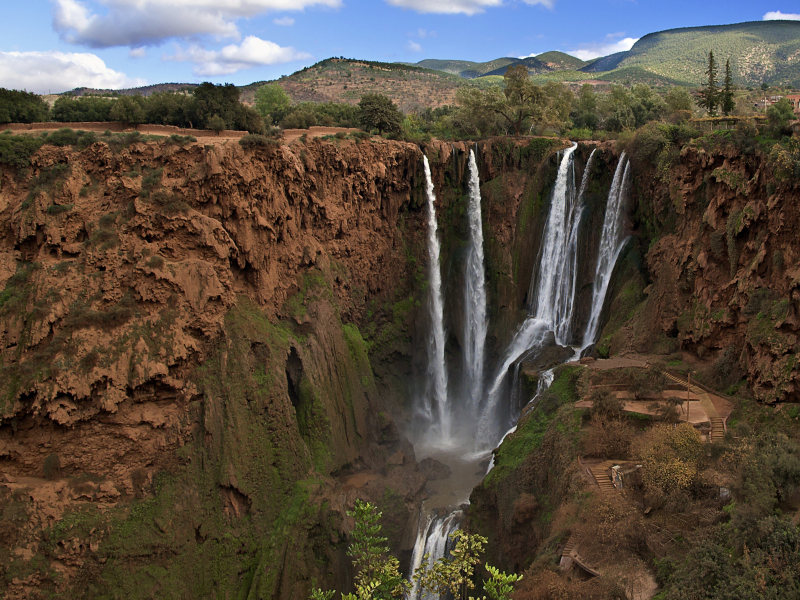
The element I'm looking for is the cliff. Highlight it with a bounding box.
[0,136,430,599]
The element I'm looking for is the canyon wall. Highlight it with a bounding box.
[2,127,797,597]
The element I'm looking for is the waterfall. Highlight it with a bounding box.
[407,510,463,600]
[476,146,585,448]
[582,153,631,350]
[528,143,581,345]
[476,318,548,446]
[422,156,450,439]
[463,150,488,410]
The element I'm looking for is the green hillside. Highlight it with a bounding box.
[413,20,800,88]
[414,58,518,78]
[595,20,800,86]
[534,51,589,71]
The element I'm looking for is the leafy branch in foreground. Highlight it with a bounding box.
[311,500,521,600]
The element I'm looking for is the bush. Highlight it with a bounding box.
[589,388,624,419]
[0,133,44,170]
[239,134,279,149]
[635,423,702,494]
[42,128,98,150]
[583,415,635,458]
[151,190,190,215]
[165,134,196,146]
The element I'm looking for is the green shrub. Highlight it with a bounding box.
[239,134,279,149]
[139,167,163,198]
[165,134,196,146]
[0,133,44,170]
[46,203,73,215]
[151,190,190,215]
[28,163,71,201]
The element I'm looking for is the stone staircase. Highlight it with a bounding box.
[663,372,726,442]
[590,461,616,492]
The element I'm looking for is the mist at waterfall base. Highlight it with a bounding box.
[406,145,632,596]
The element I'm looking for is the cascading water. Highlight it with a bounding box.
[582,153,631,351]
[407,510,463,600]
[409,146,632,596]
[528,143,581,344]
[476,318,548,445]
[422,156,450,440]
[463,149,488,410]
[477,145,587,448]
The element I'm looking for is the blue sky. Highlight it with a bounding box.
[1,0,798,93]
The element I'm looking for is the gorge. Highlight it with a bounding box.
[1,126,799,599]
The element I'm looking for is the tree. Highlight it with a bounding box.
[192,82,241,129]
[254,83,292,125]
[311,501,521,600]
[767,98,795,133]
[571,84,599,130]
[357,93,403,135]
[457,66,571,136]
[0,89,50,124]
[697,51,720,116]
[109,95,145,126]
[665,87,692,113]
[207,114,226,134]
[721,59,735,116]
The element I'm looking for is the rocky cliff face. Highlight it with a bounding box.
[603,135,800,403]
[0,137,431,599]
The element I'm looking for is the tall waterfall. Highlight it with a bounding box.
[423,156,450,439]
[476,145,584,447]
[528,143,581,344]
[463,150,488,410]
[582,153,631,350]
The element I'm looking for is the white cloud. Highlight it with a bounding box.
[165,35,312,76]
[518,52,541,58]
[566,36,639,61]
[763,11,800,20]
[0,50,145,94]
[407,40,423,52]
[129,47,147,58]
[522,0,554,7]
[52,0,341,48]
[274,16,296,25]
[417,28,436,38]
[384,0,503,15]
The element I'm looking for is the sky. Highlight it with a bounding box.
[1,0,799,94]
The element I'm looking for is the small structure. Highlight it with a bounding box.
[786,94,800,115]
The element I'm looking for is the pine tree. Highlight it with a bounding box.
[698,51,720,117]
[721,59,735,116]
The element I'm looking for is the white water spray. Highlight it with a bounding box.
[463,150,488,409]
[423,156,450,439]
[582,153,631,350]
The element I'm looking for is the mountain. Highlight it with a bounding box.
[602,20,800,86]
[414,58,518,78]
[414,20,800,87]
[238,57,486,111]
